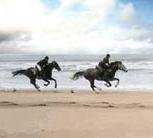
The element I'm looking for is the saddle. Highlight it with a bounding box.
[96,66,103,72]
[96,66,104,79]
[29,67,38,76]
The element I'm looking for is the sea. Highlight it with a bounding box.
[0,54,153,91]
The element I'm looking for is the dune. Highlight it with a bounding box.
[0,89,153,138]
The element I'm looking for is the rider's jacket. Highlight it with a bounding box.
[98,57,110,69]
[37,58,48,69]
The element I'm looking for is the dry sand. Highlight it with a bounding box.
[0,89,153,138]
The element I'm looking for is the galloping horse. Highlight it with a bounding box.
[72,61,128,91]
[12,61,61,91]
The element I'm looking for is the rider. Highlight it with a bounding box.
[98,54,111,76]
[98,54,110,69]
[36,56,49,75]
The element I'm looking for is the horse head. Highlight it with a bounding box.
[115,61,128,72]
[49,61,61,71]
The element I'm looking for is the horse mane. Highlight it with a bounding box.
[48,61,57,65]
[47,61,54,66]
[110,61,122,67]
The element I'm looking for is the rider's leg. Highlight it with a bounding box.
[35,65,42,76]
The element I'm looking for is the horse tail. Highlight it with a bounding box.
[12,69,26,77]
[72,71,84,80]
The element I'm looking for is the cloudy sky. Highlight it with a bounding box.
[0,0,153,54]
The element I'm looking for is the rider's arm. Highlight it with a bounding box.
[107,59,110,65]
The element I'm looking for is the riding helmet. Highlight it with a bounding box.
[45,56,49,60]
[106,54,110,58]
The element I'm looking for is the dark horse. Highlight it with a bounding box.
[72,61,128,91]
[12,61,61,91]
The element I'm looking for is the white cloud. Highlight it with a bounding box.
[0,0,152,54]
[42,0,117,36]
[24,25,153,55]
[118,3,135,24]
[0,0,45,32]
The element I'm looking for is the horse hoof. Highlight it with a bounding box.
[104,84,108,86]
[104,84,109,87]
[71,90,74,93]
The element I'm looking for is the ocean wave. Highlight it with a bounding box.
[1,60,153,72]
[0,54,153,89]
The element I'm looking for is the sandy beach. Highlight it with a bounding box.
[0,89,153,138]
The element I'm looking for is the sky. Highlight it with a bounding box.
[0,0,153,54]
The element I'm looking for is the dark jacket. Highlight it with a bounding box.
[98,57,110,69]
[37,58,48,69]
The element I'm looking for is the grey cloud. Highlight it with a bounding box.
[0,43,23,54]
[0,31,32,54]
[0,31,32,43]
[115,25,153,43]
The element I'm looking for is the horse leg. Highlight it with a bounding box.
[50,78,57,88]
[43,79,50,86]
[89,80,100,94]
[89,80,95,91]
[104,80,112,87]
[89,80,94,91]
[110,78,120,87]
[30,79,40,91]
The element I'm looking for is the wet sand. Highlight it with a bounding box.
[0,89,153,138]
